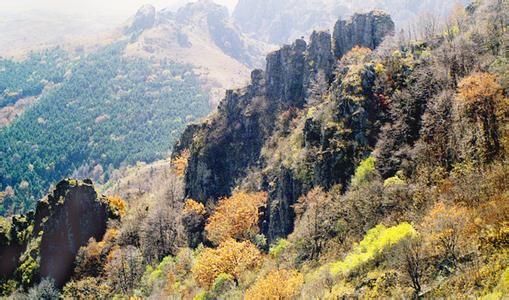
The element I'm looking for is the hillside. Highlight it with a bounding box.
[0,0,508,298]
[123,1,273,104]
[0,43,209,215]
[0,1,273,215]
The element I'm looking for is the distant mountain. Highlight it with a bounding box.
[122,1,274,104]
[233,0,471,44]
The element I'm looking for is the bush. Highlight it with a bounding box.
[269,239,290,259]
[330,223,417,276]
[192,239,262,289]
[351,156,376,187]
[26,278,60,300]
[245,269,304,300]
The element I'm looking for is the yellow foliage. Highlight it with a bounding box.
[330,223,416,276]
[172,149,190,177]
[107,195,126,217]
[457,72,503,108]
[245,269,304,300]
[192,239,262,289]
[341,46,373,65]
[183,199,206,215]
[205,191,267,245]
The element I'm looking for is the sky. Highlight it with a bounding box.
[0,0,239,17]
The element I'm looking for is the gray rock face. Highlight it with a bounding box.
[124,4,156,34]
[305,30,335,91]
[266,39,307,106]
[35,179,109,287]
[0,179,110,288]
[333,10,394,58]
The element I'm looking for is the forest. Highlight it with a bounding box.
[0,42,210,215]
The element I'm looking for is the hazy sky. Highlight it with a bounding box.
[0,0,239,16]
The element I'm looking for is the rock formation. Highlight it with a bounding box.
[0,179,111,288]
[174,11,394,241]
[333,10,394,58]
[124,4,156,34]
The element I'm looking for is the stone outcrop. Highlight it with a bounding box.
[174,11,394,241]
[35,179,109,287]
[333,10,395,58]
[124,4,156,34]
[0,179,110,288]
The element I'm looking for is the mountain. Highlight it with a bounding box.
[0,1,272,215]
[122,1,273,103]
[173,10,395,240]
[0,0,508,298]
[233,0,471,44]
[0,43,210,215]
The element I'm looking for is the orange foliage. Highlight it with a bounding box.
[183,199,206,215]
[107,195,126,217]
[421,202,473,264]
[192,239,262,289]
[457,72,503,110]
[172,149,190,177]
[245,269,304,300]
[205,191,267,245]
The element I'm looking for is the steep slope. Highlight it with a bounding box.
[173,11,395,240]
[0,179,115,288]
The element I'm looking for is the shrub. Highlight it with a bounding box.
[245,269,304,300]
[205,191,267,245]
[192,239,262,289]
[350,156,376,187]
[62,277,110,299]
[26,278,60,300]
[269,239,290,259]
[211,273,235,295]
[183,199,206,215]
[330,223,417,276]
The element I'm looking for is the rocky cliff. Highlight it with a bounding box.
[0,179,111,289]
[174,11,394,241]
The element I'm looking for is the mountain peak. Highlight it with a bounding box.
[124,4,156,34]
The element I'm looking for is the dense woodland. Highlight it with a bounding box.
[0,43,210,215]
[0,0,508,299]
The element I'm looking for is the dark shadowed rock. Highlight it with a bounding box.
[35,179,109,288]
[0,179,110,289]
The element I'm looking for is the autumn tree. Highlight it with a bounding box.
[420,202,472,267]
[291,187,338,260]
[192,239,262,289]
[456,72,504,161]
[107,195,126,217]
[172,149,190,177]
[205,191,267,245]
[105,245,145,295]
[182,199,207,248]
[74,228,118,279]
[245,269,304,300]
